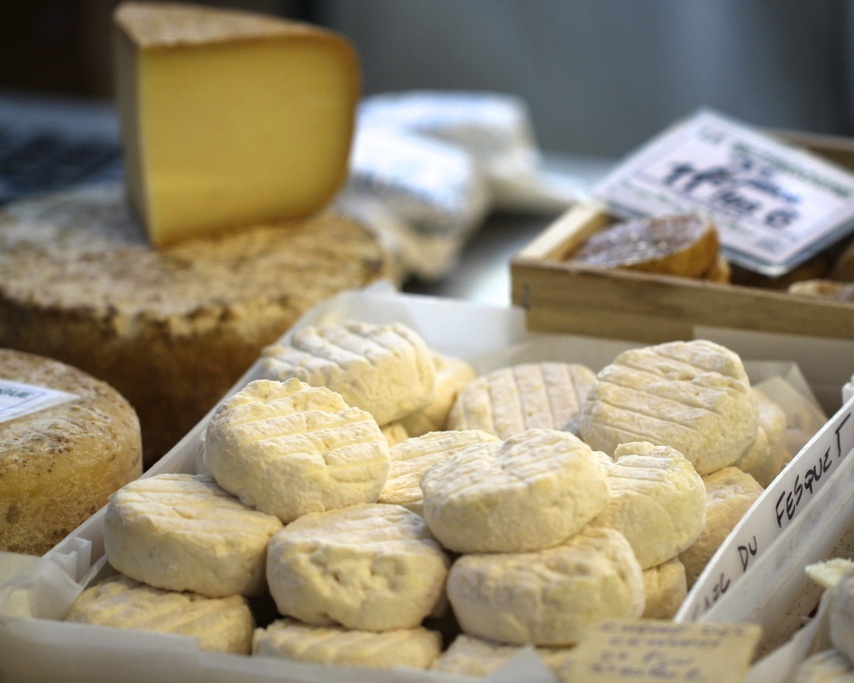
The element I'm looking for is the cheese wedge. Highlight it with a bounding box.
[112,2,359,245]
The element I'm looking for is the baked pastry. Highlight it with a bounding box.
[266,503,449,631]
[252,618,442,669]
[0,348,141,555]
[65,574,253,654]
[679,467,763,587]
[0,183,396,465]
[446,362,596,438]
[204,378,390,523]
[104,473,282,597]
[258,319,435,427]
[378,429,499,515]
[446,526,645,646]
[420,428,609,553]
[568,214,719,278]
[642,557,688,620]
[578,339,758,475]
[591,441,706,569]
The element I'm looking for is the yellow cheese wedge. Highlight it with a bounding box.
[112,2,360,245]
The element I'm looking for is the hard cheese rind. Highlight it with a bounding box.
[113,1,359,245]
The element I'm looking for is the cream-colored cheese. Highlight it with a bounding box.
[579,339,758,475]
[103,473,282,597]
[399,352,476,436]
[591,441,706,569]
[421,428,609,553]
[733,388,788,487]
[432,634,575,678]
[252,618,442,670]
[266,503,449,631]
[446,526,645,646]
[204,378,390,523]
[66,574,253,654]
[679,467,763,587]
[378,429,499,515]
[113,1,359,245]
[258,320,435,426]
[642,557,688,620]
[447,361,596,438]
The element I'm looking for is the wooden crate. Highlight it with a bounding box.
[510,131,854,342]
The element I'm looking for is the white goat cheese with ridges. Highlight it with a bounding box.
[447,526,645,646]
[591,441,707,569]
[266,503,449,631]
[204,378,390,523]
[257,319,436,426]
[421,427,608,553]
[103,473,282,597]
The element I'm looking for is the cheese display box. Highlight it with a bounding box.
[510,131,854,360]
[1,283,852,683]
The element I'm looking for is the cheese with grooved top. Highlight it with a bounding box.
[113,1,359,244]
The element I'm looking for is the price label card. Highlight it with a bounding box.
[566,620,761,683]
[0,379,78,424]
[594,109,854,275]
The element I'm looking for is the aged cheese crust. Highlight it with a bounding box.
[0,183,395,464]
[0,349,142,555]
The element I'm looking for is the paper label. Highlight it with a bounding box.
[0,379,78,424]
[567,620,761,683]
[678,395,854,621]
[594,109,854,274]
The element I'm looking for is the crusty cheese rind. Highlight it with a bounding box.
[258,320,435,427]
[378,429,499,515]
[266,503,449,632]
[733,388,788,487]
[204,378,390,523]
[446,362,596,438]
[103,473,282,597]
[679,467,763,587]
[579,339,758,475]
[791,649,854,682]
[252,618,442,669]
[828,566,854,666]
[0,349,142,556]
[65,574,254,654]
[421,428,609,553]
[591,441,707,569]
[446,526,645,646]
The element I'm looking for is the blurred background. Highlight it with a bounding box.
[1,0,853,160]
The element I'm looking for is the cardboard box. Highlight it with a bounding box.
[0,284,850,683]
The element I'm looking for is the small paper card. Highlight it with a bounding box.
[566,620,762,683]
[0,379,78,424]
[594,109,854,275]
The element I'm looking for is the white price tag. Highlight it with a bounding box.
[0,379,78,424]
[594,109,854,275]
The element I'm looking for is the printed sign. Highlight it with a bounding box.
[594,109,854,275]
[0,380,78,424]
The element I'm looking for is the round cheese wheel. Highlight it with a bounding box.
[0,183,397,465]
[0,348,142,555]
